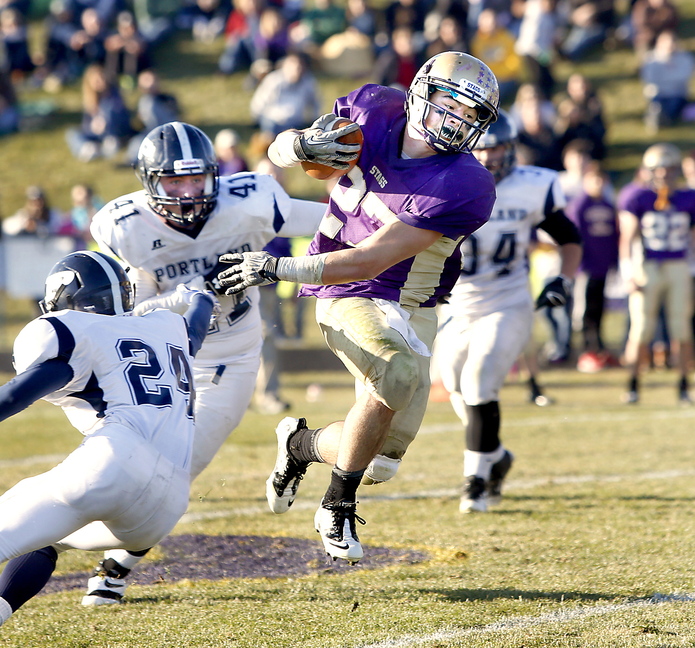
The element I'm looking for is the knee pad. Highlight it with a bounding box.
[378,351,419,411]
[362,454,402,484]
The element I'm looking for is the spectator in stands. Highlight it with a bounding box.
[131,0,179,45]
[291,0,346,60]
[65,182,104,249]
[104,10,151,88]
[255,6,289,69]
[630,0,679,60]
[384,0,426,39]
[41,0,79,89]
[68,0,121,29]
[558,137,596,201]
[177,0,230,43]
[250,51,320,135]
[515,89,562,169]
[559,0,616,61]
[65,63,132,162]
[514,0,559,100]
[68,7,107,74]
[554,72,607,159]
[0,69,19,134]
[0,7,34,81]
[373,25,421,90]
[214,127,249,175]
[508,81,556,131]
[2,186,62,237]
[126,69,180,162]
[640,30,694,132]
[470,8,522,104]
[568,161,619,373]
[218,0,264,75]
[346,0,377,40]
[425,14,467,61]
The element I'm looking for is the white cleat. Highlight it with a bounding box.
[459,476,488,513]
[81,574,127,606]
[314,500,365,564]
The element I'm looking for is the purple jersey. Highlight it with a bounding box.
[299,84,496,308]
[566,191,618,277]
[622,186,695,261]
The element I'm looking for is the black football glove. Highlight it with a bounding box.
[535,275,572,310]
[217,251,279,295]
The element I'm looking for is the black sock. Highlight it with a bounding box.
[100,547,150,579]
[629,376,638,392]
[528,377,541,398]
[679,375,688,391]
[0,546,58,611]
[288,427,322,465]
[323,467,364,505]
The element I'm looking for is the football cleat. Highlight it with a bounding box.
[266,417,309,514]
[459,475,487,513]
[81,574,127,606]
[678,389,692,405]
[622,389,639,405]
[487,450,514,506]
[314,500,365,564]
[531,393,554,407]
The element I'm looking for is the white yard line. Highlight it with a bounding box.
[180,467,695,523]
[355,593,695,648]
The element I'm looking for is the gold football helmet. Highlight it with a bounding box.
[406,52,500,154]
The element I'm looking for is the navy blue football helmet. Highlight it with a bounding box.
[40,251,134,315]
[136,121,219,226]
[473,109,517,182]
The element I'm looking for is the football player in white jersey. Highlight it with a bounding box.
[0,251,215,626]
[435,111,582,513]
[83,121,326,604]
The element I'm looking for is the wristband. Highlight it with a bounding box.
[275,253,328,285]
[269,131,303,168]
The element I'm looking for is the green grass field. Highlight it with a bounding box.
[1,338,695,647]
[1,2,695,645]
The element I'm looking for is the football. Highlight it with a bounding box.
[301,118,364,181]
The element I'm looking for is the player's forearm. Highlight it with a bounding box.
[558,243,582,279]
[0,360,73,423]
[183,292,215,357]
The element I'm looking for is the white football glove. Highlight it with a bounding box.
[217,251,279,295]
[176,283,221,323]
[294,114,361,170]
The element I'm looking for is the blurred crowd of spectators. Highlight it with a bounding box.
[0,0,691,159]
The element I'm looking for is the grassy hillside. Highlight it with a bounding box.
[4,0,695,219]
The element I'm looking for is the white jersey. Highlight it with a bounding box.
[90,172,324,366]
[12,308,195,470]
[446,165,566,318]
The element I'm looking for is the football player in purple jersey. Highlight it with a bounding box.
[619,143,695,404]
[218,52,500,563]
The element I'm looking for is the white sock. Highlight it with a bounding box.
[464,445,506,480]
[104,549,144,571]
[0,597,13,627]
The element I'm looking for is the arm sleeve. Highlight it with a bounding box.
[0,359,74,424]
[537,209,583,246]
[183,292,215,357]
[276,199,327,238]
